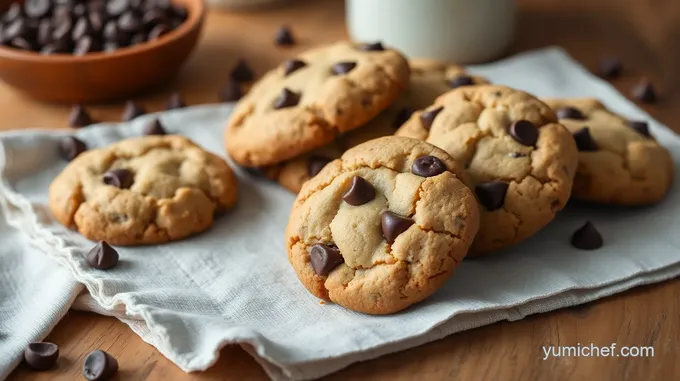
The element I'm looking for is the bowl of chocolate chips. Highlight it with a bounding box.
[0,0,204,102]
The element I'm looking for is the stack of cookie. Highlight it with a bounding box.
[225,41,674,315]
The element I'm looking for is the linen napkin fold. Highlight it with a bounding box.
[1,47,679,381]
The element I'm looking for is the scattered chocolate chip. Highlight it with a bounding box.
[142,9,166,27]
[106,0,129,17]
[392,107,413,129]
[73,36,101,55]
[509,120,539,146]
[4,19,27,41]
[73,3,86,17]
[419,106,443,130]
[72,17,93,41]
[59,136,87,161]
[475,181,509,211]
[411,155,446,177]
[359,41,384,51]
[572,127,598,151]
[307,156,331,177]
[37,19,52,45]
[282,59,306,76]
[148,23,169,40]
[11,37,34,50]
[449,74,474,88]
[230,59,254,82]
[556,106,587,120]
[4,4,22,23]
[24,342,59,371]
[86,241,119,269]
[342,176,375,206]
[597,57,622,79]
[103,168,133,189]
[24,0,51,19]
[571,221,603,250]
[142,118,166,135]
[309,243,343,276]
[88,11,105,33]
[51,17,73,44]
[331,61,357,75]
[83,350,118,381]
[219,79,242,102]
[118,11,141,33]
[166,92,185,109]
[274,25,294,46]
[273,88,300,109]
[68,104,93,127]
[381,211,414,244]
[121,100,145,121]
[508,152,527,158]
[632,80,657,103]
[628,120,651,137]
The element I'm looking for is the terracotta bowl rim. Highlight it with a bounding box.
[0,0,206,63]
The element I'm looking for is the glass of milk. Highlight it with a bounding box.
[346,0,516,63]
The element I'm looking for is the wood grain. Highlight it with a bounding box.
[7,0,680,380]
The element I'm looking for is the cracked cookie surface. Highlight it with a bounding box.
[544,98,673,205]
[397,85,578,255]
[267,59,489,193]
[225,41,410,167]
[285,136,480,314]
[49,135,238,246]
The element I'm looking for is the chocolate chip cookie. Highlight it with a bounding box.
[545,98,673,205]
[225,41,410,167]
[286,136,480,314]
[397,85,578,255]
[267,60,489,193]
[49,135,238,246]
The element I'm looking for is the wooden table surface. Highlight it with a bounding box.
[7,0,680,380]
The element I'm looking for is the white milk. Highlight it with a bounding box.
[346,0,516,64]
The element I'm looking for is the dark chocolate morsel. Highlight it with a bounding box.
[282,59,306,76]
[166,92,186,109]
[342,176,375,206]
[307,156,331,177]
[309,243,343,276]
[411,155,447,177]
[86,241,119,270]
[381,211,415,244]
[82,350,119,381]
[572,127,599,151]
[142,118,166,135]
[219,79,242,102]
[121,100,145,121]
[274,25,294,46]
[571,221,603,250]
[24,342,59,371]
[632,80,657,103]
[597,57,622,79]
[508,120,539,146]
[628,120,651,138]
[103,168,133,189]
[230,59,254,82]
[69,104,93,127]
[419,106,443,130]
[59,136,87,161]
[475,181,509,211]
[331,61,357,75]
[359,41,384,51]
[556,106,587,120]
[273,88,300,109]
[449,74,474,88]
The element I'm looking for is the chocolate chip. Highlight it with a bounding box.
[381,211,414,244]
[571,221,603,250]
[230,59,254,82]
[24,0,52,19]
[475,181,509,211]
[411,155,446,177]
[274,25,294,46]
[10,37,33,50]
[309,243,343,276]
[556,106,587,120]
[142,9,166,27]
[106,0,129,17]
[24,342,59,371]
[419,106,443,130]
[59,136,87,161]
[597,57,622,79]
[4,4,22,23]
[40,42,67,54]
[392,107,413,129]
[148,23,169,40]
[632,80,657,103]
[142,118,166,135]
[86,241,119,269]
[69,104,93,127]
[508,152,527,158]
[73,3,86,16]
[360,41,384,51]
[331,61,356,75]
[83,350,118,380]
[273,88,300,109]
[103,168,133,189]
[628,120,651,137]
[4,19,27,41]
[73,36,101,55]
[449,74,474,88]
[307,156,331,177]
[282,59,306,76]
[509,120,539,146]
[37,19,52,45]
[219,79,242,102]
[118,11,141,33]
[103,21,127,46]
[121,100,145,121]
[572,127,599,151]
[342,176,375,206]
[51,17,73,44]
[166,92,185,109]
[88,11,105,33]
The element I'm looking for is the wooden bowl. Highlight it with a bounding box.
[0,0,205,103]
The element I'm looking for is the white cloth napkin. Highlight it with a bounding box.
[1,47,680,381]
